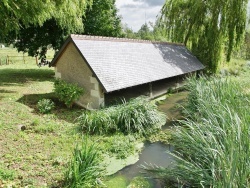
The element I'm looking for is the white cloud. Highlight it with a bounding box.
[116,0,164,31]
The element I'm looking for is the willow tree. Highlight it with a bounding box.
[161,0,248,72]
[0,0,91,40]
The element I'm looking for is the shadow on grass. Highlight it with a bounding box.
[0,68,54,86]
[17,93,84,124]
[0,89,16,93]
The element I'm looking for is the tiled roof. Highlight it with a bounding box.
[52,35,205,93]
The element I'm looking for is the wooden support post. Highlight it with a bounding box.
[149,83,153,98]
[36,56,38,65]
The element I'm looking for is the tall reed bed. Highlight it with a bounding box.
[64,137,103,188]
[145,76,250,187]
[78,97,166,135]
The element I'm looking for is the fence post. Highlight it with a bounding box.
[6,55,9,65]
[23,53,25,64]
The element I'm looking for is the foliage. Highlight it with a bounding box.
[122,21,168,42]
[0,0,90,42]
[128,176,152,188]
[0,166,15,180]
[137,23,154,40]
[245,31,250,59]
[104,134,136,159]
[3,0,122,58]
[54,79,84,108]
[37,99,55,114]
[160,0,248,72]
[83,0,123,37]
[144,76,250,187]
[64,137,103,188]
[78,97,166,135]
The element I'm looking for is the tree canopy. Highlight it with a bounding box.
[2,0,123,58]
[83,0,122,37]
[161,0,248,72]
[0,0,90,39]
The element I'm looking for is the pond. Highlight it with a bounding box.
[111,141,174,187]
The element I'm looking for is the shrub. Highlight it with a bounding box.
[144,76,250,187]
[105,134,136,159]
[37,99,55,114]
[79,108,117,135]
[78,97,166,135]
[64,137,103,188]
[54,79,84,108]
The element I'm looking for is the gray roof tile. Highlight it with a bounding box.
[53,35,205,93]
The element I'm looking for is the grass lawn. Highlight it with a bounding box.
[0,51,169,187]
[0,62,85,187]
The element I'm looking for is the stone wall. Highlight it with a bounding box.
[55,42,104,109]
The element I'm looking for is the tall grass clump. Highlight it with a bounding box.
[144,76,250,187]
[64,137,103,188]
[78,97,165,135]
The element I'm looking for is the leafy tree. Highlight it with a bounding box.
[160,0,248,72]
[0,0,90,40]
[3,0,122,58]
[245,31,250,59]
[137,23,154,40]
[5,19,67,57]
[83,0,123,37]
[122,24,137,39]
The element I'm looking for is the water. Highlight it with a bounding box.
[113,142,174,187]
[107,92,187,187]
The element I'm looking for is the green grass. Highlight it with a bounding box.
[0,62,84,187]
[0,47,55,65]
[0,60,172,187]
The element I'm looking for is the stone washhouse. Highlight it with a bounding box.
[51,35,205,109]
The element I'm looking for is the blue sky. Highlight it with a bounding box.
[115,0,165,31]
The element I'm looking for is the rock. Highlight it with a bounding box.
[16,124,26,131]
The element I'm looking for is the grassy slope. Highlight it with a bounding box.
[0,52,166,187]
[0,63,85,187]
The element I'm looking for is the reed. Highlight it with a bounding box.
[78,97,165,135]
[144,76,250,187]
[64,137,103,188]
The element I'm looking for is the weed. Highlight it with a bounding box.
[79,97,166,135]
[37,98,55,114]
[104,134,136,159]
[54,79,84,108]
[0,166,15,180]
[64,137,103,188]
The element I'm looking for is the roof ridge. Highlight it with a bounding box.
[70,34,184,46]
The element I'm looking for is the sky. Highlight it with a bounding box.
[116,0,250,32]
[115,0,165,31]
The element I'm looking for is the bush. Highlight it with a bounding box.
[37,99,55,114]
[54,79,84,108]
[78,97,166,135]
[64,137,103,188]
